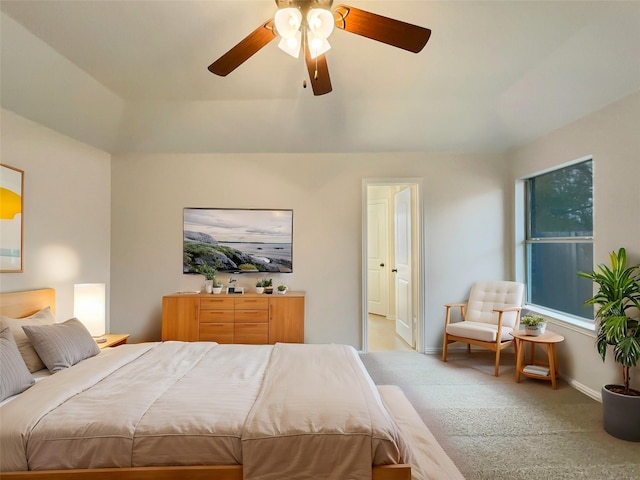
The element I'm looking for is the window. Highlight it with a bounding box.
[525,159,593,320]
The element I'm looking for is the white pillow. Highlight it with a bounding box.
[0,327,35,401]
[0,306,56,372]
[22,318,100,373]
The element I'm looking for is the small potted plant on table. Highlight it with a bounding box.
[277,284,288,295]
[521,315,547,336]
[255,280,265,294]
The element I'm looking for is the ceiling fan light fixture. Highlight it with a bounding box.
[209,1,431,96]
[306,8,334,39]
[278,30,302,57]
[274,7,302,38]
[307,34,331,59]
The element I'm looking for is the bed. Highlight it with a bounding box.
[0,288,465,480]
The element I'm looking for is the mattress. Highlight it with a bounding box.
[0,342,401,479]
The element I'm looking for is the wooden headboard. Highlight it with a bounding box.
[0,288,56,318]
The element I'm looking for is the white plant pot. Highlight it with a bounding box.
[204,280,213,294]
[256,287,265,294]
[212,286,223,294]
[277,288,287,295]
[525,323,546,336]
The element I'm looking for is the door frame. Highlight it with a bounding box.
[361,178,425,353]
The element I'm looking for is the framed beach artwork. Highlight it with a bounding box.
[0,164,24,272]
[183,208,293,274]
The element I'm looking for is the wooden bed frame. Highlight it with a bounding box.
[0,288,411,480]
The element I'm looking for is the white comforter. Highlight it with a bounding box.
[0,342,401,479]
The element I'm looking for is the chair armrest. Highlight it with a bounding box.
[492,306,521,313]
[493,306,522,332]
[444,302,467,325]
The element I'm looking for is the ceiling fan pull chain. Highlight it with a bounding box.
[302,31,308,89]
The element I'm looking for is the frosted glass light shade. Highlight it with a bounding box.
[274,7,302,38]
[307,34,331,59]
[74,283,106,337]
[307,8,334,39]
[278,31,302,58]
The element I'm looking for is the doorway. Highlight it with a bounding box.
[362,180,424,353]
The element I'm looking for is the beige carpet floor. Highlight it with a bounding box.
[360,350,640,480]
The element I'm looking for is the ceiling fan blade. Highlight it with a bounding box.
[333,4,431,53]
[305,44,332,96]
[208,20,276,76]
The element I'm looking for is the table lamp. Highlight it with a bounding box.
[74,283,106,343]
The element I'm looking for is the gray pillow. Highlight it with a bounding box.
[0,327,35,401]
[0,306,56,373]
[22,318,100,373]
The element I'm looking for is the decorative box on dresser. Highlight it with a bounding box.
[162,292,304,344]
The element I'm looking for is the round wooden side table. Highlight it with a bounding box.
[510,329,564,389]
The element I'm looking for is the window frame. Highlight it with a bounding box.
[516,155,595,331]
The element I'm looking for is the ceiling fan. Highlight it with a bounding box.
[208,0,431,96]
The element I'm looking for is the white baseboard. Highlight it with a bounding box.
[562,374,601,402]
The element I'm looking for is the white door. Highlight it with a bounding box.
[367,199,388,316]
[394,188,414,347]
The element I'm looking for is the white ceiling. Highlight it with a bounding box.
[1,0,639,154]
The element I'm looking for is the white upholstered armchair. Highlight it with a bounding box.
[442,281,524,376]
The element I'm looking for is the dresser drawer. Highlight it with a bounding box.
[235,309,269,323]
[234,297,268,310]
[201,297,234,310]
[199,323,234,343]
[234,323,268,344]
[200,309,234,323]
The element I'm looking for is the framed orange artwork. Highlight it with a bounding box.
[0,163,24,272]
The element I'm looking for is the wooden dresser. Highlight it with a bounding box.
[162,292,304,344]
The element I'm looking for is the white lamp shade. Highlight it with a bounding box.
[74,283,106,337]
[307,8,334,39]
[274,7,302,38]
[307,34,331,59]
[278,31,302,58]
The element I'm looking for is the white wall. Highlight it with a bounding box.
[0,13,125,152]
[0,109,111,323]
[508,90,640,396]
[110,152,510,349]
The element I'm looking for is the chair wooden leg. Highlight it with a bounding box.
[494,346,501,376]
[442,334,449,362]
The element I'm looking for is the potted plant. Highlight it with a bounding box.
[198,262,223,294]
[263,279,273,295]
[520,315,547,336]
[255,280,265,294]
[277,284,288,295]
[197,263,215,293]
[578,247,640,442]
